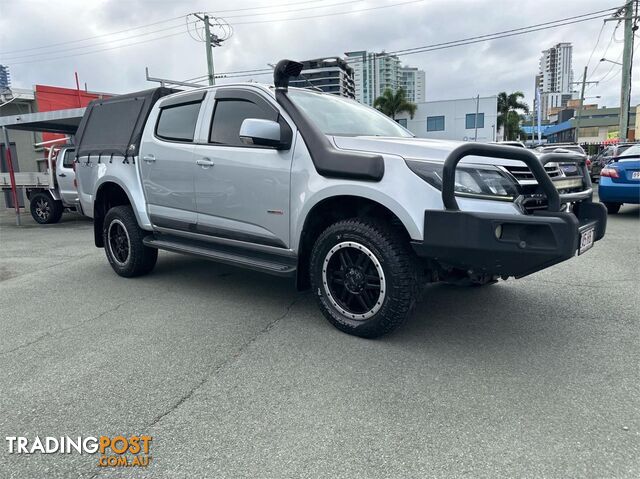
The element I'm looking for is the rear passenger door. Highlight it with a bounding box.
[192,88,294,249]
[140,91,205,229]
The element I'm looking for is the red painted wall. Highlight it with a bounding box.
[34,85,111,143]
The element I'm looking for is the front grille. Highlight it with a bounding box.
[520,194,548,213]
[504,163,563,181]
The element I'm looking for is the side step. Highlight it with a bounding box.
[143,235,296,277]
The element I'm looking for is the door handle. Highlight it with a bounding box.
[58,173,67,177]
[196,158,214,168]
[143,155,156,163]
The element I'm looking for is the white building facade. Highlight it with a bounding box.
[399,67,425,103]
[395,96,499,142]
[535,42,576,120]
[345,51,425,106]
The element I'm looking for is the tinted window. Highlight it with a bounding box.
[210,99,272,146]
[287,89,412,137]
[465,113,484,129]
[427,116,445,132]
[619,144,640,157]
[617,144,633,156]
[156,102,201,142]
[62,149,75,168]
[397,118,408,128]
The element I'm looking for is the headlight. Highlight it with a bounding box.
[404,159,520,201]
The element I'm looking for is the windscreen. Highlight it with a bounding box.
[287,89,413,138]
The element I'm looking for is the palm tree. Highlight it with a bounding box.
[373,88,417,120]
[497,91,529,141]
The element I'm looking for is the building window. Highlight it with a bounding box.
[465,113,484,129]
[427,116,445,132]
[579,127,599,137]
[397,118,407,128]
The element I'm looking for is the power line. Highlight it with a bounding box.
[5,30,191,66]
[191,6,621,82]
[0,0,326,56]
[0,15,187,55]
[345,6,619,60]
[585,20,607,72]
[0,20,199,61]
[233,0,425,25]
[220,0,364,19]
[4,0,425,66]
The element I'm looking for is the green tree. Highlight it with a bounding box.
[497,91,529,141]
[373,88,417,120]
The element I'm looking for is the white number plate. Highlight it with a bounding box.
[632,171,640,180]
[579,228,595,255]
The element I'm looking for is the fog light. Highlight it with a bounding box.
[495,224,502,239]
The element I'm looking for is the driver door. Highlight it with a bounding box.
[192,88,294,249]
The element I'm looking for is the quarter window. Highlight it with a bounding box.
[156,102,201,142]
[210,99,272,146]
[465,113,484,129]
[427,115,445,132]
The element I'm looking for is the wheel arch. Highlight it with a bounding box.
[93,181,134,247]
[295,194,417,290]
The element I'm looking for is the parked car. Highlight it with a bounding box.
[495,141,526,148]
[74,59,607,338]
[591,143,637,180]
[0,143,78,223]
[598,144,640,214]
[535,144,588,177]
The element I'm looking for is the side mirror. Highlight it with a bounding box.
[239,118,285,149]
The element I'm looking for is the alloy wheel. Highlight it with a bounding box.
[322,241,386,320]
[107,219,131,266]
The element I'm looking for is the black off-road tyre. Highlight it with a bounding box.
[30,192,63,224]
[103,205,157,277]
[604,202,621,214]
[310,218,420,338]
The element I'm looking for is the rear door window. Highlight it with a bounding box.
[156,102,201,142]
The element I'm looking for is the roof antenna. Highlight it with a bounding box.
[273,59,303,92]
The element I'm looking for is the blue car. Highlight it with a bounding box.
[598,143,640,214]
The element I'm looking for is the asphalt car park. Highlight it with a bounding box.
[0,198,638,479]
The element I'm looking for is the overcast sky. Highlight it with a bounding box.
[0,0,637,110]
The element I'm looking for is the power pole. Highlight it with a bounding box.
[618,0,634,140]
[203,14,215,86]
[193,14,216,85]
[474,94,480,141]
[574,66,588,144]
[571,70,598,144]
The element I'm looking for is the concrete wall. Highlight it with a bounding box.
[396,96,498,142]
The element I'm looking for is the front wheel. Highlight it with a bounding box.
[310,219,420,338]
[604,202,621,214]
[103,205,157,277]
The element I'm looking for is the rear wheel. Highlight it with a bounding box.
[30,192,63,224]
[604,202,621,214]
[103,205,157,277]
[310,218,420,338]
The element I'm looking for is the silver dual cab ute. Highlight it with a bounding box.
[75,60,607,338]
